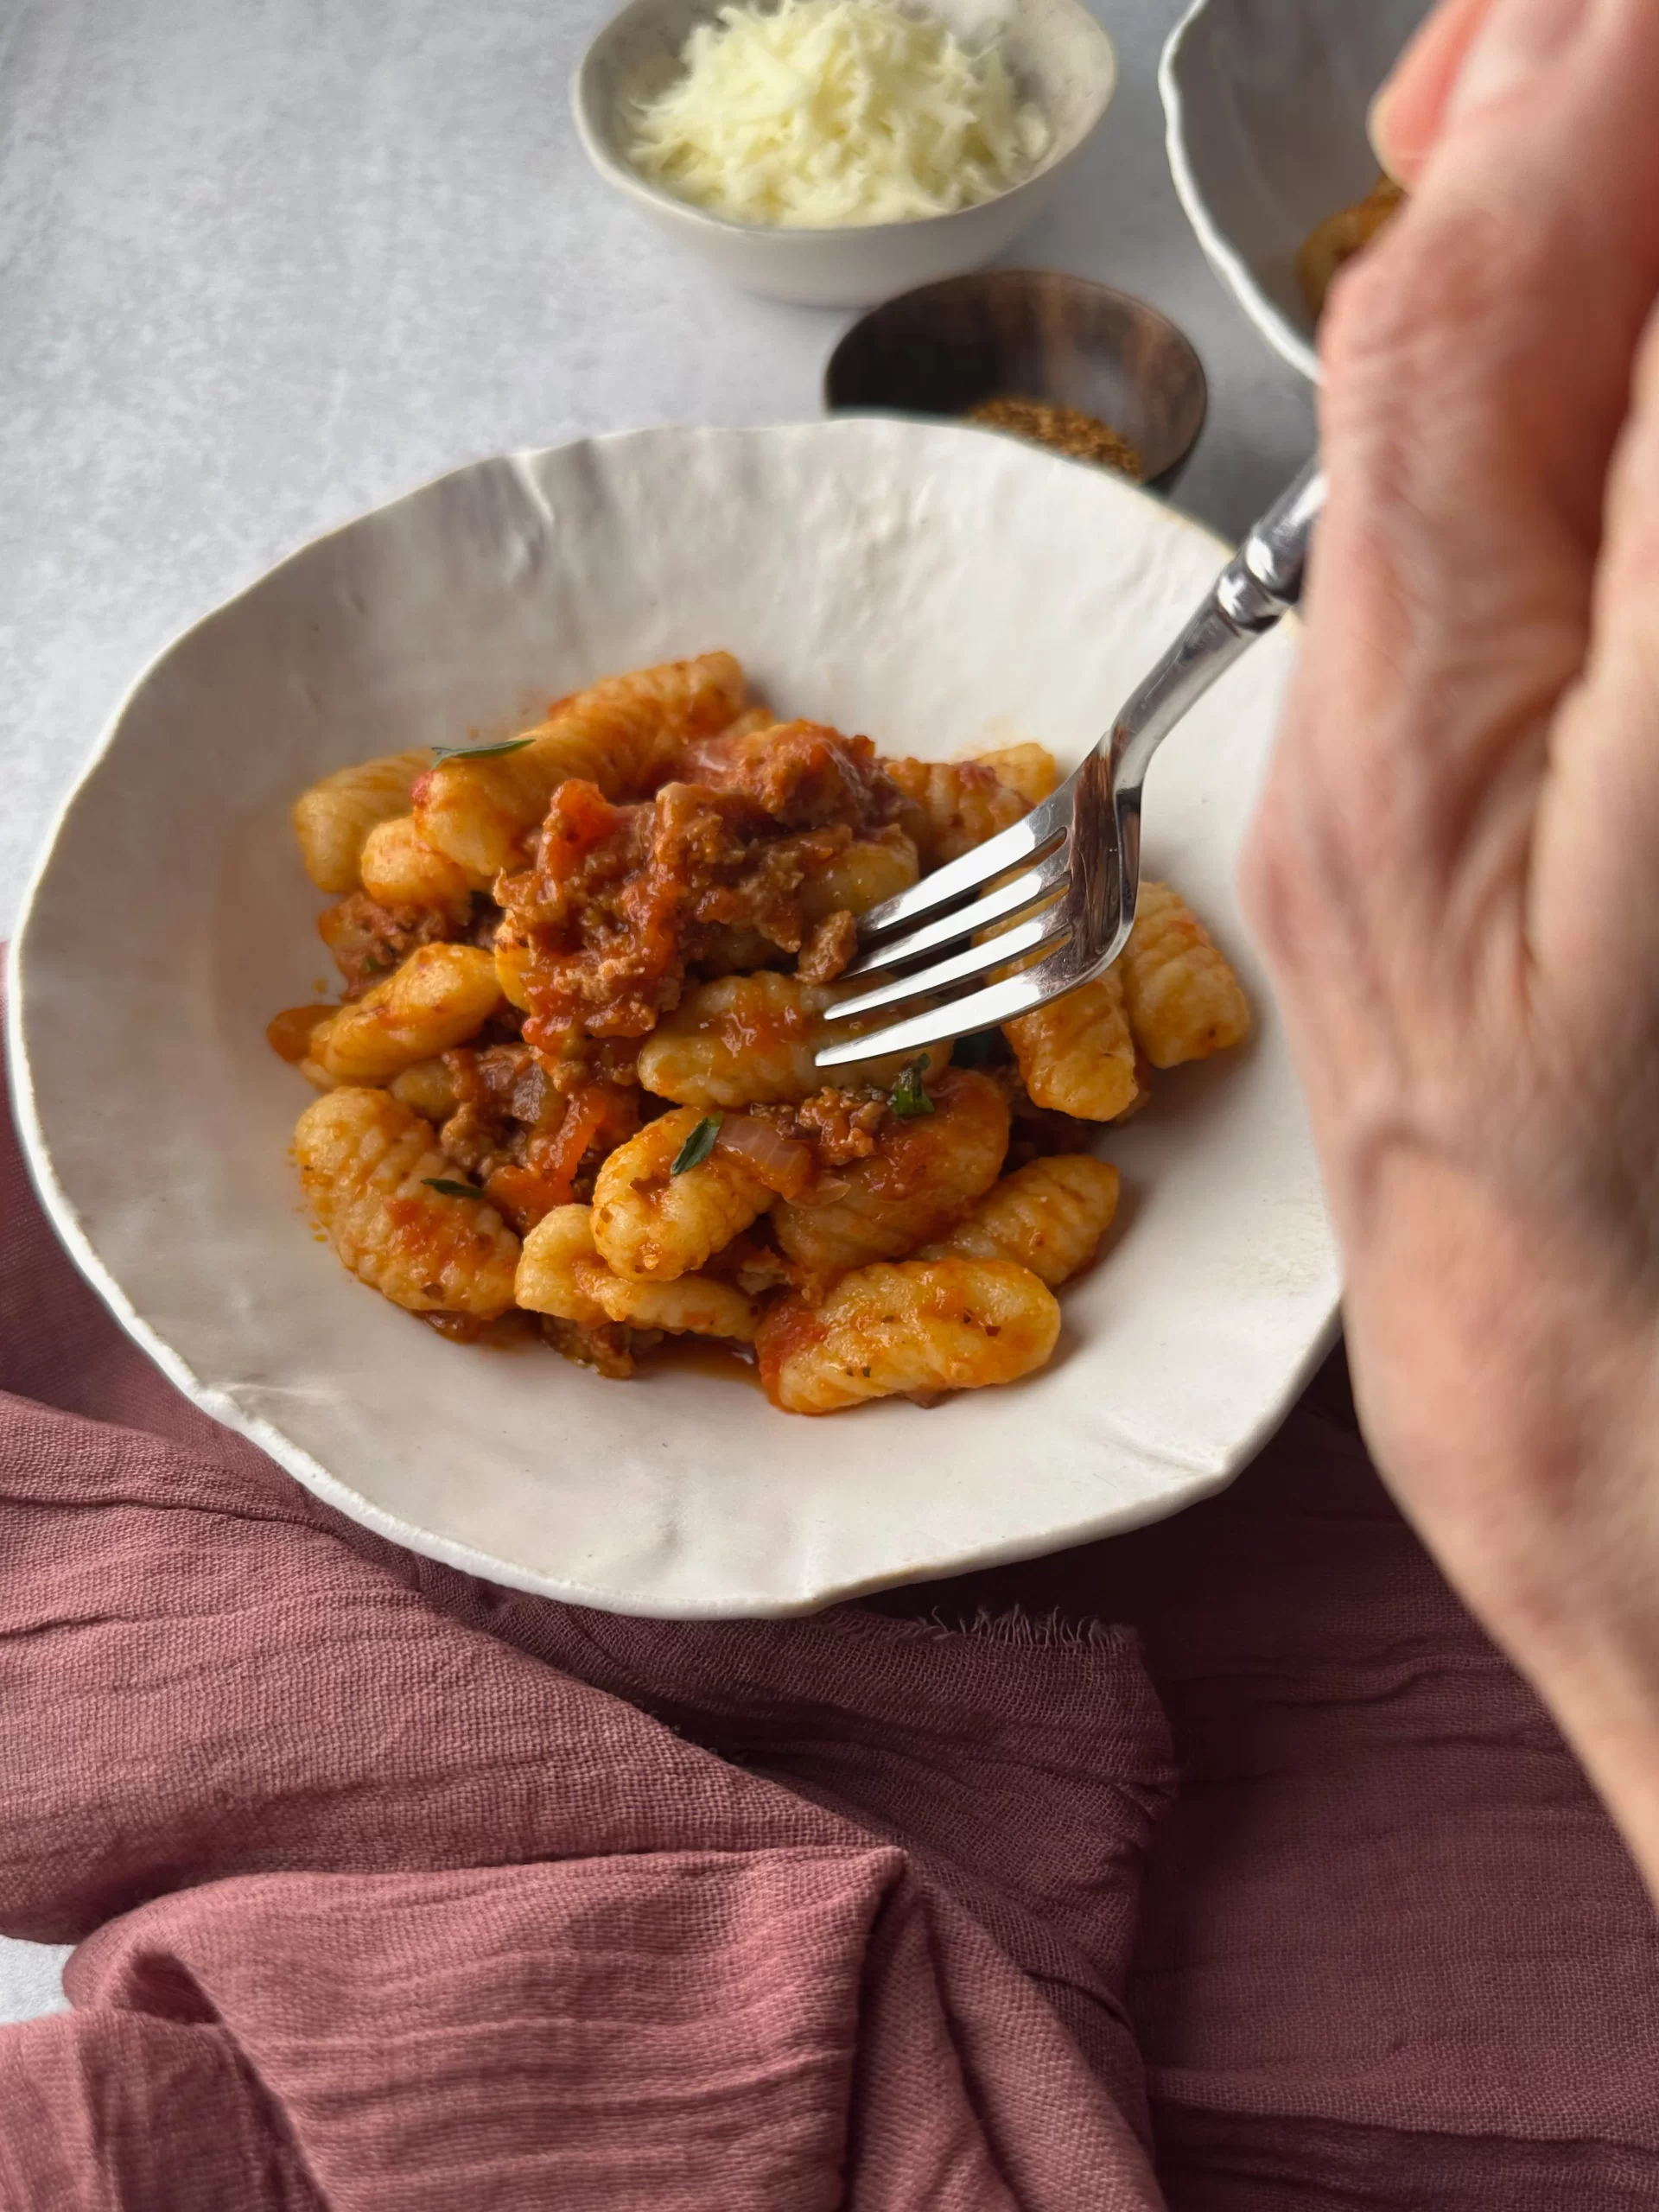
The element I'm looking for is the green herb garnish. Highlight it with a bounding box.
[671,1115,722,1174]
[888,1057,935,1118]
[430,735,537,764]
[423,1177,482,1198]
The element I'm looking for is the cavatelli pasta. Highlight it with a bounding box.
[413,652,744,882]
[306,944,502,1087]
[918,1154,1118,1287]
[798,826,919,925]
[879,755,1028,868]
[296,1087,519,1316]
[359,814,474,924]
[591,1106,771,1281]
[293,749,433,893]
[518,1204,760,1340]
[637,970,949,1110]
[1120,880,1251,1068]
[578,1262,760,1344]
[972,742,1058,805]
[515,1205,611,1326]
[770,1067,1009,1283]
[1003,964,1141,1122]
[757,1257,1060,1413]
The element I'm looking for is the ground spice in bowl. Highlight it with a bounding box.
[965,397,1144,479]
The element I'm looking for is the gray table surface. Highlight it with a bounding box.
[0,0,1315,2025]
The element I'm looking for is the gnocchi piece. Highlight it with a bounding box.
[591,1106,770,1281]
[879,756,1028,869]
[413,653,745,883]
[771,1068,1009,1283]
[798,826,919,927]
[388,1056,462,1122]
[296,1087,519,1316]
[713,706,778,742]
[359,814,474,924]
[519,1205,760,1340]
[757,1257,1060,1414]
[918,1154,1119,1287]
[494,932,534,1013]
[1004,965,1141,1122]
[638,971,950,1110]
[576,1257,760,1344]
[308,944,502,1087]
[293,749,432,893]
[1121,880,1251,1069]
[972,742,1058,806]
[515,1205,609,1326]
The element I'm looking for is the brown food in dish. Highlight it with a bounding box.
[277,657,1252,1411]
[1299,175,1407,321]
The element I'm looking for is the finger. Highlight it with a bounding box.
[1370,0,1496,186]
[1309,0,1659,888]
[1531,302,1659,1011]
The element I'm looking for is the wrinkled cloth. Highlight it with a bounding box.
[3,1065,1658,2209]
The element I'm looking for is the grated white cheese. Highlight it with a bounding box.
[628,0,1052,229]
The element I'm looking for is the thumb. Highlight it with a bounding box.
[1370,0,1590,185]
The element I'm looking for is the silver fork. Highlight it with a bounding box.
[815,460,1326,1071]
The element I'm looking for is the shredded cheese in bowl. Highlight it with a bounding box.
[628,0,1053,229]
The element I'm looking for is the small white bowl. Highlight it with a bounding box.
[572,0,1117,308]
[1160,0,1427,381]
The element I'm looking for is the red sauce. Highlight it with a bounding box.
[753,1296,826,1403]
[266,1004,334,1064]
[645,1337,763,1389]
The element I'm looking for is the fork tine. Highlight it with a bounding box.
[853,782,1072,946]
[840,843,1071,979]
[815,961,1072,1069]
[824,912,1065,1025]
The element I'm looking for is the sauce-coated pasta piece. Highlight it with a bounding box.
[577,1260,760,1344]
[1120,880,1251,1069]
[359,814,474,924]
[293,750,432,893]
[972,742,1058,805]
[308,944,502,1087]
[878,755,1028,868]
[296,1087,519,1316]
[771,1067,1008,1283]
[515,1205,609,1326]
[1004,964,1141,1122]
[413,653,744,883]
[798,825,919,926]
[918,1154,1118,1287]
[638,970,949,1109]
[757,1256,1059,1413]
[591,1105,771,1281]
[518,1204,760,1340]
[388,1056,461,1122]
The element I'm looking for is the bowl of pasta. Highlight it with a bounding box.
[8,421,1338,1617]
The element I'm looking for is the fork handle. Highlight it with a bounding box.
[1111,460,1326,794]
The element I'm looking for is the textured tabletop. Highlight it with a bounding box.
[0,0,1314,2021]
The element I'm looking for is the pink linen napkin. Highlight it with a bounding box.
[6,1001,1659,2208]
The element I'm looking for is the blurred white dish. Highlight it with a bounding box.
[1160,0,1427,381]
[8,422,1338,1619]
[572,0,1116,307]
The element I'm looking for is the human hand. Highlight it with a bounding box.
[1243,0,1659,1885]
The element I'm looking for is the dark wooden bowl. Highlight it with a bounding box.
[823,270,1208,492]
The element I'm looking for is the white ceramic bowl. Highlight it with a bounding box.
[1160,0,1427,381]
[8,422,1338,1619]
[572,0,1117,308]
